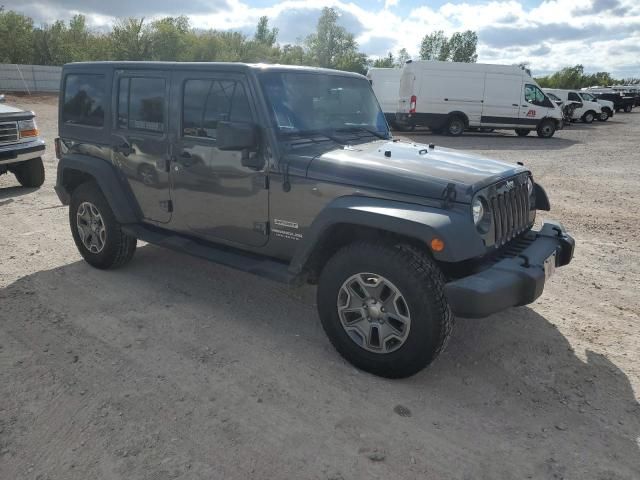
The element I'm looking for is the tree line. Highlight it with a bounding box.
[1,6,635,86]
[0,7,478,74]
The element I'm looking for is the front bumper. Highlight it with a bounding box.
[444,221,575,318]
[0,139,45,166]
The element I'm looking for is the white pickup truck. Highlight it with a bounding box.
[0,99,45,187]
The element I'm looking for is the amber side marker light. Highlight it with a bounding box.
[18,119,39,138]
[430,238,445,252]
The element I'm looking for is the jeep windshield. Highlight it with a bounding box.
[258,71,390,141]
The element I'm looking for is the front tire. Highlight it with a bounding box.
[69,182,137,269]
[317,242,453,378]
[598,111,609,121]
[13,157,45,188]
[624,105,632,113]
[536,119,556,138]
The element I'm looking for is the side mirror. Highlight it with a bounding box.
[217,121,258,151]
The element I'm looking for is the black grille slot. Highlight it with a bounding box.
[0,122,18,145]
[490,180,531,246]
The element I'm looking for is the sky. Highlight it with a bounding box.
[7,0,640,77]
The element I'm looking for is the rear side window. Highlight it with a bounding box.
[183,79,252,140]
[62,74,106,127]
[118,77,166,133]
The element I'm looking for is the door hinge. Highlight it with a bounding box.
[264,175,270,189]
[160,200,173,213]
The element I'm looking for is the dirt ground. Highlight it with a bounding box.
[1,94,639,480]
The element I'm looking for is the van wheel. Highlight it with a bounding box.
[537,119,556,138]
[317,242,453,378]
[446,116,465,136]
[624,105,632,113]
[70,182,137,269]
[582,111,595,123]
[598,111,609,121]
[515,129,530,137]
[13,157,45,188]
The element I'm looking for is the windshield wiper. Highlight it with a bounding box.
[280,129,345,145]
[336,126,390,140]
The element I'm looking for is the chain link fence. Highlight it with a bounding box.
[0,64,62,94]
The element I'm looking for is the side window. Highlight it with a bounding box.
[117,77,165,133]
[62,74,106,127]
[524,84,547,106]
[568,92,581,102]
[183,79,252,139]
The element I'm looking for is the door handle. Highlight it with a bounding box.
[522,104,529,107]
[512,104,519,107]
[180,151,192,159]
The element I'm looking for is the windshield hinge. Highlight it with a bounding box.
[441,183,457,209]
[254,221,269,235]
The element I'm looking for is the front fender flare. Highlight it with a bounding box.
[56,154,139,224]
[289,196,485,274]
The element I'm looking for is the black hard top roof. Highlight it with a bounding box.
[62,61,364,78]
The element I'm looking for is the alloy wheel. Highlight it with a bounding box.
[337,273,411,354]
[76,201,106,253]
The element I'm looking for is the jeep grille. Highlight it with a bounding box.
[0,121,18,145]
[489,179,532,246]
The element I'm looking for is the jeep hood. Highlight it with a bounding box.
[306,140,527,203]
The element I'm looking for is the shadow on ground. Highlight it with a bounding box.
[1,245,638,479]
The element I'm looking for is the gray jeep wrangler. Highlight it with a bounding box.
[0,99,45,187]
[55,62,575,378]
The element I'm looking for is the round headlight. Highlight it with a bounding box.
[472,197,484,225]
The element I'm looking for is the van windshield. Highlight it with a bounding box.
[259,71,389,139]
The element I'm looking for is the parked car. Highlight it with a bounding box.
[366,67,407,130]
[543,89,603,123]
[544,91,582,125]
[396,61,563,138]
[54,62,575,378]
[578,92,613,121]
[0,101,45,187]
[588,91,634,113]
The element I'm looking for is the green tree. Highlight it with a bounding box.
[279,44,307,65]
[448,30,478,62]
[0,9,34,63]
[396,48,411,66]
[254,16,278,47]
[110,18,151,61]
[148,16,191,61]
[419,30,449,61]
[372,52,395,68]
[305,7,368,73]
[419,30,477,62]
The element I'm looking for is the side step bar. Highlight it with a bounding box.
[123,224,297,285]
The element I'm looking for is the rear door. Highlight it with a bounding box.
[111,70,172,223]
[482,73,522,125]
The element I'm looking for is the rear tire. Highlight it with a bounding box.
[69,182,137,270]
[624,105,632,113]
[536,119,556,138]
[582,111,595,123]
[317,242,453,378]
[13,157,45,188]
[446,116,465,136]
[515,128,530,137]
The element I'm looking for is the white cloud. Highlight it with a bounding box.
[10,0,640,77]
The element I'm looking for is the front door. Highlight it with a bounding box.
[169,71,269,247]
[520,83,555,125]
[111,70,172,223]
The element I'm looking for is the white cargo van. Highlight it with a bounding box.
[366,68,405,128]
[396,60,563,138]
[542,89,603,123]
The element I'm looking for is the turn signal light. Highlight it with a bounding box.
[18,118,39,138]
[430,237,445,252]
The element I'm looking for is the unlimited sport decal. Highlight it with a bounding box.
[273,219,303,241]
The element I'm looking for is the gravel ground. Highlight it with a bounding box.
[1,94,639,480]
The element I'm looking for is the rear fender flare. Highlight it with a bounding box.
[56,154,140,223]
